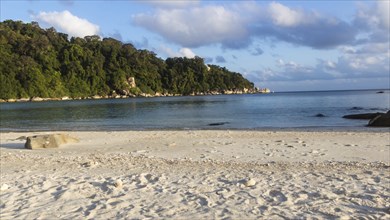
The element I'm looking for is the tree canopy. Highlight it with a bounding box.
[0,20,255,99]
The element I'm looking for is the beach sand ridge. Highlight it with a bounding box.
[1,130,389,219]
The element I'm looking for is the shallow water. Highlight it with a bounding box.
[1,90,389,131]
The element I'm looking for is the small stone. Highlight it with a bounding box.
[1,184,9,191]
[82,161,98,167]
[114,179,123,188]
[167,143,176,147]
[244,179,256,187]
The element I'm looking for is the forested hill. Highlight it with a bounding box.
[0,20,255,100]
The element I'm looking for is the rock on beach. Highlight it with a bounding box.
[0,184,9,191]
[244,179,256,187]
[24,134,79,149]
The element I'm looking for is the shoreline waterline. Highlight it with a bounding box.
[1,126,390,133]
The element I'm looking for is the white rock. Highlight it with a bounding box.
[244,179,256,187]
[114,179,123,188]
[1,184,9,191]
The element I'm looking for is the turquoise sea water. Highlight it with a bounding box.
[0,90,389,131]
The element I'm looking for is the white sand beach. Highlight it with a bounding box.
[1,130,389,219]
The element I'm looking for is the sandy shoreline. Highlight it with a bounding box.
[1,130,389,219]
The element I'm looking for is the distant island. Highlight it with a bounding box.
[0,20,268,102]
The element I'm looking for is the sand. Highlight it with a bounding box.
[0,130,389,219]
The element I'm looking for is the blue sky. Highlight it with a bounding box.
[1,0,389,92]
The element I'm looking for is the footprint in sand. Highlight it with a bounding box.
[293,192,309,204]
[131,173,160,189]
[372,176,381,183]
[308,149,327,157]
[269,190,288,203]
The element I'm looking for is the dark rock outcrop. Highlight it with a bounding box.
[314,114,326,117]
[368,111,390,127]
[343,113,383,120]
[208,122,230,126]
[349,107,364,110]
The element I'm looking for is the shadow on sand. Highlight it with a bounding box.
[0,143,26,149]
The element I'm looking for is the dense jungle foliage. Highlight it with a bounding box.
[0,20,254,99]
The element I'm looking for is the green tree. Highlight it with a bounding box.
[0,20,255,99]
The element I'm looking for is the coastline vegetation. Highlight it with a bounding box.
[0,20,255,100]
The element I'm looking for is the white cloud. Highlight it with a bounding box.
[354,0,390,39]
[248,68,281,82]
[252,46,389,85]
[254,6,357,49]
[336,51,389,75]
[133,2,359,49]
[260,77,388,92]
[159,45,177,57]
[341,46,357,54]
[33,10,100,38]
[325,60,336,69]
[179,48,196,58]
[377,0,390,29]
[342,43,389,56]
[274,59,315,80]
[133,5,248,48]
[268,2,305,27]
[133,1,388,89]
[146,0,200,8]
[159,45,196,58]
[133,1,389,50]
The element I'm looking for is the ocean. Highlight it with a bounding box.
[1,90,389,131]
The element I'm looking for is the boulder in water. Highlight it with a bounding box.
[208,122,229,126]
[368,111,390,127]
[343,113,383,120]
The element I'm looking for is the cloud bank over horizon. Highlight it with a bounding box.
[133,1,364,50]
[131,1,389,90]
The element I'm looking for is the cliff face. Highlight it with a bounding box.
[0,20,256,100]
